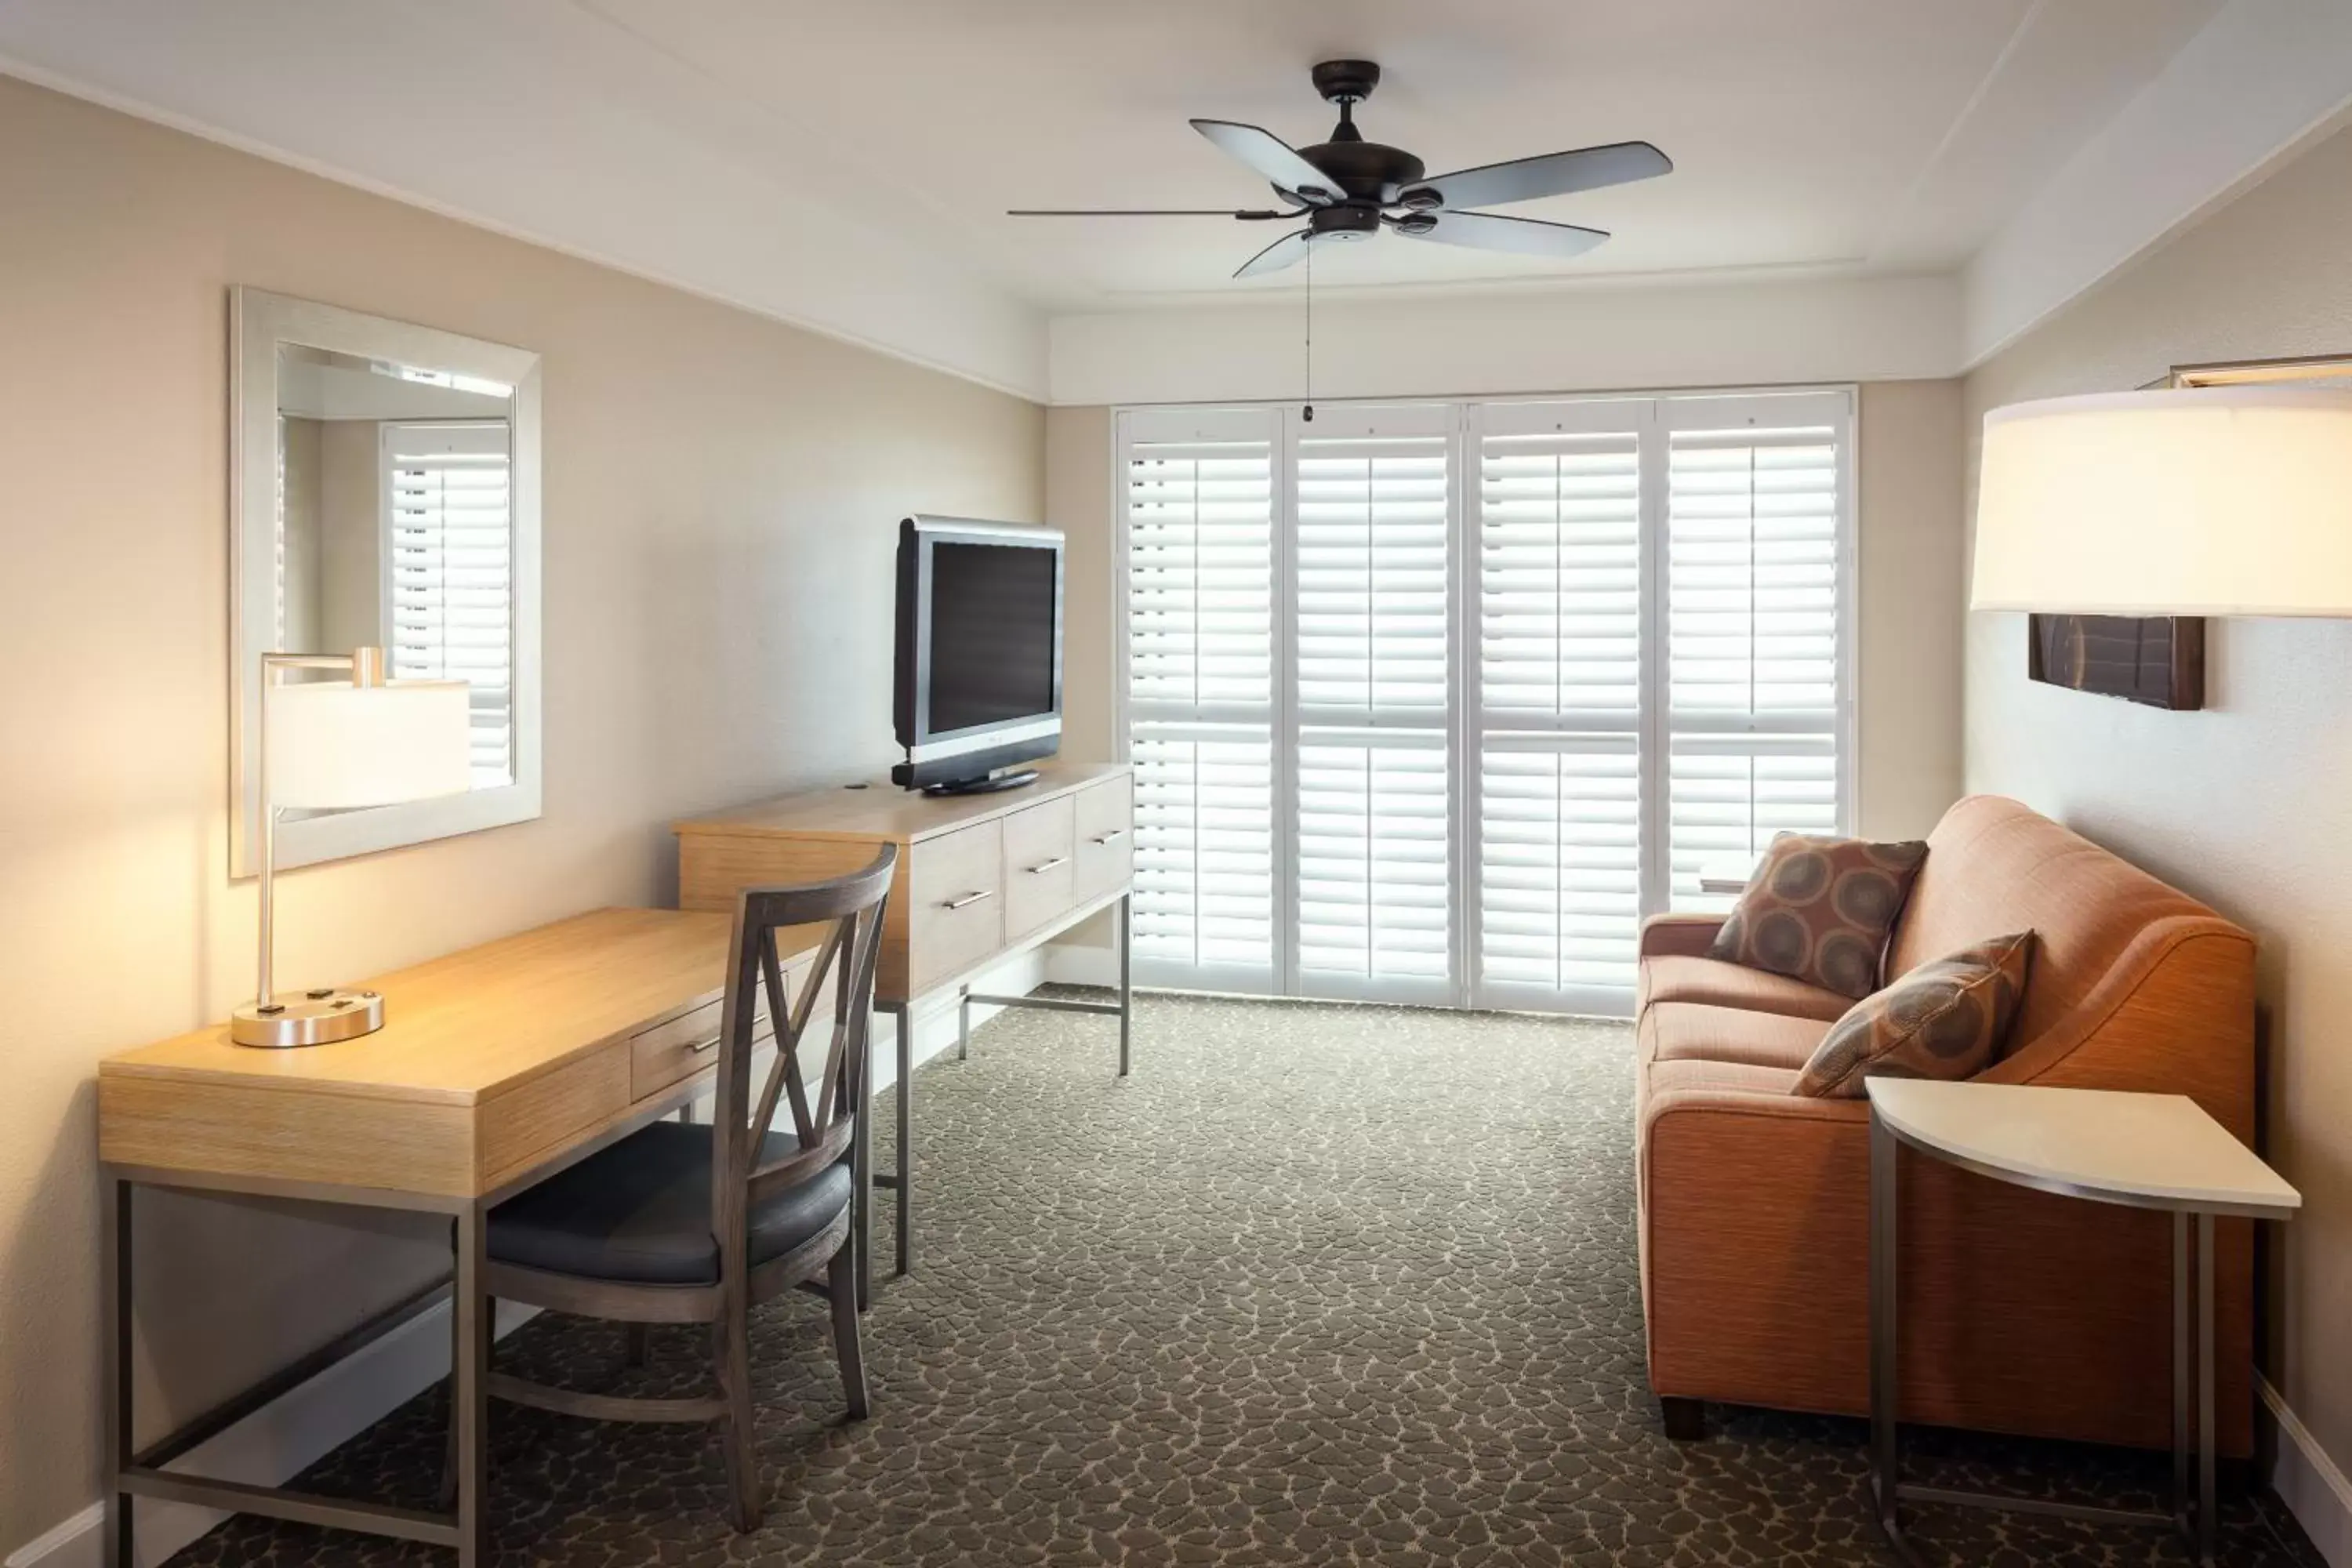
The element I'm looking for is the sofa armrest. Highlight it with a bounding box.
[1639,913,1727,960]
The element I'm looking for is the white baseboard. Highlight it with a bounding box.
[1041,942,1119,988]
[6,958,1075,1568]
[2264,1374,2352,1566]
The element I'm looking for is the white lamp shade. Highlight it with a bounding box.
[268,679,474,808]
[1973,386,2352,615]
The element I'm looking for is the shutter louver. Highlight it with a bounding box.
[386,423,514,786]
[1478,742,1640,997]
[1124,412,1279,989]
[1295,737,1450,993]
[1665,405,1844,909]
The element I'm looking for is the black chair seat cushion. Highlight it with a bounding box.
[488,1120,851,1287]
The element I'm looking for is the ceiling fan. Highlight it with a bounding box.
[1009,60,1672,278]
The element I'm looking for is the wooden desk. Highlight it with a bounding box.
[96,908,817,1568]
[674,760,1135,1288]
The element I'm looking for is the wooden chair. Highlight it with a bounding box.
[470,848,895,1531]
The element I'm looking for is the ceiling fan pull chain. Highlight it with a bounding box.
[1302,240,1315,423]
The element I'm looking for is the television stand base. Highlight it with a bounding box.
[922,768,1040,797]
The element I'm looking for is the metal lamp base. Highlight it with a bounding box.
[230,989,386,1048]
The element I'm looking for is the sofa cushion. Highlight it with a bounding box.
[1643,1000,1833,1074]
[1710,833,1929,998]
[1886,796,2223,1057]
[1639,954,1851,1022]
[1795,932,2035,1098]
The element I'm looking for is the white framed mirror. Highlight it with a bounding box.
[231,288,542,875]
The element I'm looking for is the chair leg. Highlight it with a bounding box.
[829,1243,869,1421]
[1659,1396,1704,1442]
[623,1322,649,1369]
[714,1312,761,1532]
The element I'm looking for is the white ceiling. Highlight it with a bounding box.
[5,0,2350,401]
[572,0,2218,303]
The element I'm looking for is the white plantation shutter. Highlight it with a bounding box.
[1118,390,1850,1014]
[1664,394,1849,909]
[385,422,515,786]
[1291,410,1453,1003]
[1471,401,1650,1008]
[1122,408,1279,989]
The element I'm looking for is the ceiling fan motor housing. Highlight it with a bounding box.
[1307,205,1381,243]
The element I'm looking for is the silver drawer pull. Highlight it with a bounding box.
[1091,828,1127,844]
[687,1034,721,1054]
[1027,855,1069,874]
[942,889,994,910]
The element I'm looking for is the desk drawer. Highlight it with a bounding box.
[630,989,779,1101]
[909,819,1004,993]
[1002,795,1077,943]
[1073,775,1134,905]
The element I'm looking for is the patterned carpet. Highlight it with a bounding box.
[164,993,2321,1568]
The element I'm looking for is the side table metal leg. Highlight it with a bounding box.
[2198,1210,2217,1566]
[2174,1210,2190,1535]
[101,1172,133,1568]
[895,1002,913,1278]
[1868,1109,1900,1538]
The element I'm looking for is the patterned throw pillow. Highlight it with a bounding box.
[1794,932,2037,1098]
[1708,833,1929,998]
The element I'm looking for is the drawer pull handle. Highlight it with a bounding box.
[942,889,994,910]
[1091,828,1128,844]
[1027,855,1069,874]
[687,1034,722,1054]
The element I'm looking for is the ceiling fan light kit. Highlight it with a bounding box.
[1008,58,1672,278]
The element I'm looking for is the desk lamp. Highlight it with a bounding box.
[233,646,471,1047]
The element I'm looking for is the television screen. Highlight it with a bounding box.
[926,540,1058,734]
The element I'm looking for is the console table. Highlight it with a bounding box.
[96,908,813,1567]
[673,760,1135,1298]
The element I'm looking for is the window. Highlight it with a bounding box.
[382,422,514,787]
[1119,389,1852,1016]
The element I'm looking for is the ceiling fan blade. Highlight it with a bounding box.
[1407,141,1671,211]
[1007,209,1288,220]
[1399,210,1610,260]
[1191,120,1338,203]
[1234,229,1312,278]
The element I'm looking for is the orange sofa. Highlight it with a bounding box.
[1636,795,2259,1453]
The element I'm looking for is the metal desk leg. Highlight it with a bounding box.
[102,1172,133,1568]
[1868,1109,1900,1540]
[2198,1210,2217,1566]
[452,1204,490,1568]
[957,989,971,1062]
[895,1001,913,1278]
[854,1013,876,1312]
[1118,891,1133,1077]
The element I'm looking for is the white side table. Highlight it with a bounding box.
[1864,1079,2299,1566]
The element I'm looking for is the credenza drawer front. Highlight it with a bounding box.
[909,820,1004,991]
[1073,775,1134,905]
[630,992,777,1101]
[1002,796,1078,942]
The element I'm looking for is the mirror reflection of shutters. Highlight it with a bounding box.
[384,422,514,786]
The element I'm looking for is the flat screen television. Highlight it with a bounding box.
[891,516,1065,794]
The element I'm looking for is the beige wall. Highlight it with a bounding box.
[1964,118,2352,1491]
[1854,380,1965,840]
[1048,387,1967,845]
[0,74,1042,1555]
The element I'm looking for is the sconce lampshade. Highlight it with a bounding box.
[1972,386,2352,615]
[268,679,473,809]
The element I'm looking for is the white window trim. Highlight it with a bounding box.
[1113,384,1857,1017]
